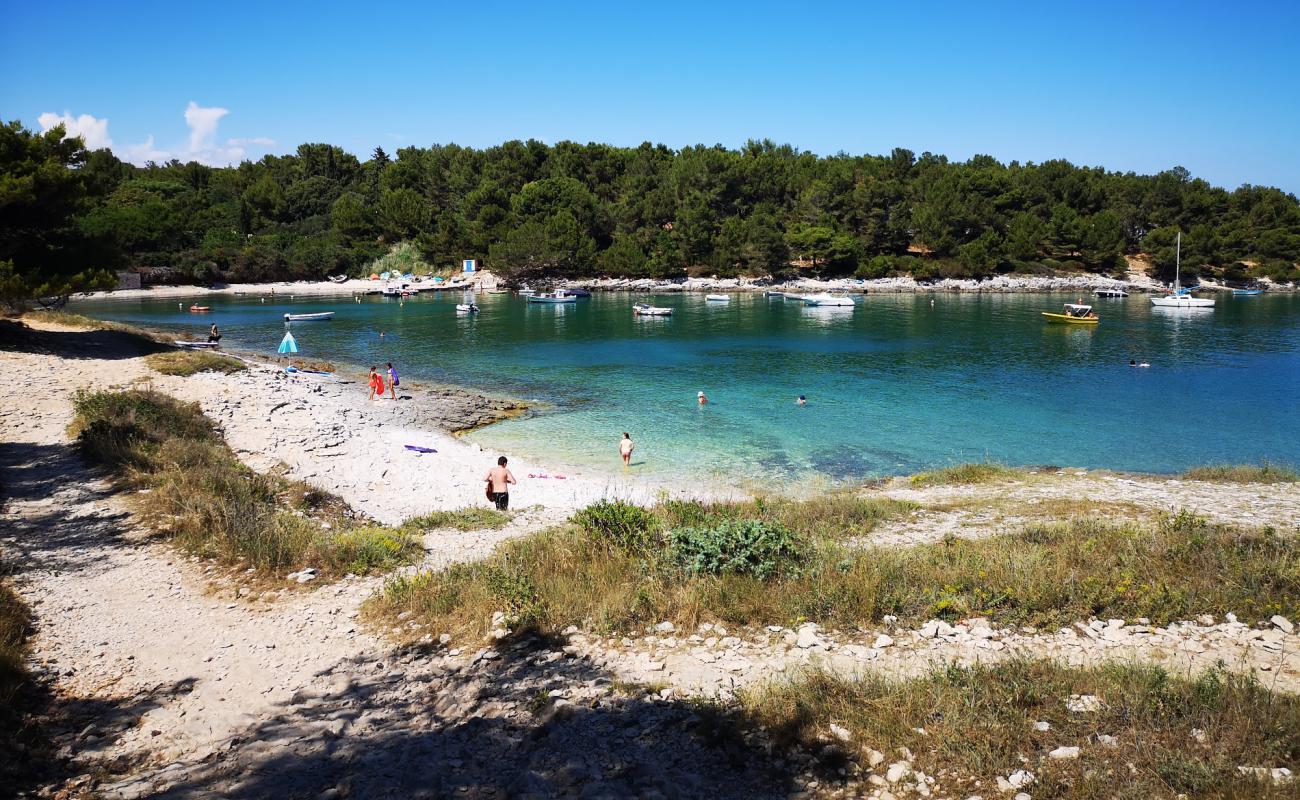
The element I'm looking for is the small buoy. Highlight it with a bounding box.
[178,302,183,309]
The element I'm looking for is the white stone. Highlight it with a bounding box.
[1190,728,1206,744]
[1271,615,1294,634]
[796,624,821,649]
[655,621,675,633]
[1096,734,1119,748]
[1007,769,1035,788]
[828,723,851,742]
[1049,746,1080,760]
[1033,721,1051,732]
[873,634,895,649]
[885,762,911,783]
[864,748,886,767]
[1065,694,1101,713]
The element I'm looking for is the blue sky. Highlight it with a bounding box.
[3,0,1298,193]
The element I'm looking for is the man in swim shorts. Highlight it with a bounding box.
[484,456,516,511]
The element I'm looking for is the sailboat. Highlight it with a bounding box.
[1151,233,1214,308]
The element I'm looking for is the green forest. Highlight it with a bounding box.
[3,118,1299,302]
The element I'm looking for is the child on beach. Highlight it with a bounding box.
[386,362,399,400]
[619,432,635,467]
[368,366,386,400]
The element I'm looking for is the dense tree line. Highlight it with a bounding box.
[3,119,1299,302]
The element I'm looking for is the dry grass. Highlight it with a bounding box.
[370,498,1300,639]
[741,659,1300,799]
[146,350,246,376]
[24,310,160,339]
[0,579,31,707]
[909,461,1026,487]
[1183,463,1298,484]
[71,389,420,577]
[404,508,511,531]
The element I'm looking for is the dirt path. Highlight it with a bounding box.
[4,321,1299,798]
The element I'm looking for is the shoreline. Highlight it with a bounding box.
[69,271,1298,303]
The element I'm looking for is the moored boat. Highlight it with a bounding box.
[1042,303,1099,324]
[188,305,210,312]
[802,293,854,307]
[283,312,335,321]
[1151,233,1214,308]
[527,293,577,304]
[561,288,592,298]
[455,303,479,313]
[328,275,348,283]
[763,290,785,297]
[1094,288,1128,298]
[633,303,673,316]
[1233,287,1263,296]
[174,340,220,349]
[705,294,730,302]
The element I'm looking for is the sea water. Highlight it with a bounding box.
[72,290,1300,489]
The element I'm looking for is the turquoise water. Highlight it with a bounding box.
[72,290,1300,487]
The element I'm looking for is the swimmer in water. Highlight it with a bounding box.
[796,395,807,406]
[697,391,707,406]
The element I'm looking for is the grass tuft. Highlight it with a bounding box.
[0,580,31,707]
[71,389,419,577]
[1183,463,1298,484]
[146,350,246,376]
[741,659,1300,798]
[910,461,1025,487]
[404,508,511,532]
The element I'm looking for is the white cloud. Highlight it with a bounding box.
[38,102,275,166]
[37,111,113,149]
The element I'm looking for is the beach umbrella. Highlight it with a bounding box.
[278,330,298,354]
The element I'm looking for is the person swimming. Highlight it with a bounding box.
[796,395,807,406]
[697,391,708,405]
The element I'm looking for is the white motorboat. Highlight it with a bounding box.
[527,292,577,304]
[174,340,220,349]
[455,303,479,314]
[1094,288,1128,298]
[283,312,335,321]
[633,303,673,316]
[802,293,855,307]
[763,290,785,297]
[705,294,730,303]
[1151,233,1214,308]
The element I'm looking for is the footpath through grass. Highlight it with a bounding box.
[72,389,420,578]
[742,659,1300,799]
[146,350,246,376]
[372,494,1300,637]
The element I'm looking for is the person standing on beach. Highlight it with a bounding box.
[386,362,399,400]
[368,366,385,401]
[484,456,516,511]
[619,432,635,467]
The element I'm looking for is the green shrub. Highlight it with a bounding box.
[1183,462,1298,484]
[668,519,804,580]
[145,350,246,376]
[573,500,660,549]
[405,508,511,531]
[910,461,1024,487]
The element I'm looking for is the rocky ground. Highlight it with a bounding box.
[3,318,1299,798]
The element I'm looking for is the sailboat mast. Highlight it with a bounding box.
[1175,232,1181,290]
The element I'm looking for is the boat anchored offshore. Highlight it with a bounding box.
[455,303,479,314]
[527,293,577,304]
[705,294,731,303]
[802,293,854,307]
[1151,233,1214,308]
[1094,288,1129,298]
[283,312,335,321]
[1042,303,1099,324]
[189,305,210,312]
[1233,287,1264,296]
[633,303,673,316]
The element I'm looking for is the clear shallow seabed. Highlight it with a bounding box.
[73,290,1300,490]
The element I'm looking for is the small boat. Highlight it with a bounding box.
[1042,303,1099,324]
[633,303,673,316]
[802,293,854,307]
[764,290,785,298]
[328,275,349,283]
[174,340,220,349]
[517,287,537,296]
[1151,233,1214,308]
[188,305,210,312]
[1233,288,1263,296]
[1094,288,1129,298]
[283,312,335,321]
[705,294,731,303]
[455,303,479,313]
[527,293,577,304]
[561,288,592,298]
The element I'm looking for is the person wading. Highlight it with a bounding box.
[484,456,516,511]
[619,432,635,467]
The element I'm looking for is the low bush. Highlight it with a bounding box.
[668,519,804,579]
[72,389,419,577]
[145,350,246,376]
[1183,462,1298,484]
[573,500,660,549]
[741,659,1300,799]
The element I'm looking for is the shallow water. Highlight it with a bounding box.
[72,289,1300,488]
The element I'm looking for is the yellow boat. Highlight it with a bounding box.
[1042,303,1099,324]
